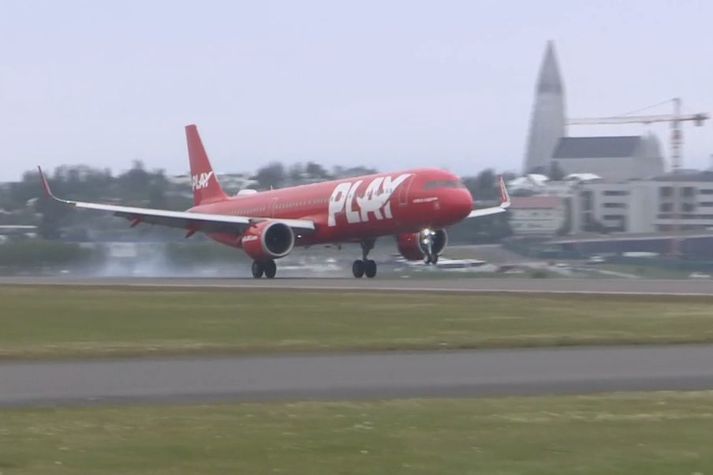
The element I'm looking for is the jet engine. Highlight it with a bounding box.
[241,221,295,261]
[396,228,447,263]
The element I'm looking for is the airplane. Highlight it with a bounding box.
[38,124,510,279]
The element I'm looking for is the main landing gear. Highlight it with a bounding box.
[251,259,277,279]
[353,239,377,278]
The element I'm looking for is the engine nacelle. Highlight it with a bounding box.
[396,229,448,261]
[241,221,295,261]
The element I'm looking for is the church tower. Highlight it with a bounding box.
[523,41,567,174]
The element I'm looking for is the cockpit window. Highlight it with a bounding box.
[423,180,464,190]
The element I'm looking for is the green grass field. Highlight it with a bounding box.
[2,285,713,358]
[2,391,713,474]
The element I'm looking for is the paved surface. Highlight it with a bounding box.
[2,345,713,407]
[2,276,713,295]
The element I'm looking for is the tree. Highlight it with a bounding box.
[117,160,151,196]
[254,162,285,189]
[463,169,498,202]
[305,161,330,179]
[287,163,304,184]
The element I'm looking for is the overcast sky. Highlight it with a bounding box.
[1,0,711,181]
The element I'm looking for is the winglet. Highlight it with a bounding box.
[37,166,56,200]
[498,176,511,209]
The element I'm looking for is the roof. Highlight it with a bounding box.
[564,173,602,182]
[652,170,713,182]
[508,174,549,189]
[511,196,563,209]
[553,136,641,159]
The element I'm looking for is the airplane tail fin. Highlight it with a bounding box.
[185,124,228,206]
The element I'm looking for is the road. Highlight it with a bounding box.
[2,345,713,407]
[2,276,713,295]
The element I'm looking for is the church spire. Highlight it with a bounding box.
[536,41,564,95]
[523,41,567,174]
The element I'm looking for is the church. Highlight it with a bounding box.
[523,42,665,181]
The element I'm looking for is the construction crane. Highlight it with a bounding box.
[569,98,709,257]
[568,98,709,171]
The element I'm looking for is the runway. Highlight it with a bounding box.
[2,345,713,407]
[2,276,713,295]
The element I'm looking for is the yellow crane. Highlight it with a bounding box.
[568,98,708,171]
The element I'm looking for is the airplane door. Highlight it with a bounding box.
[397,175,413,207]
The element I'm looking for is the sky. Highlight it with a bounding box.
[1,0,712,181]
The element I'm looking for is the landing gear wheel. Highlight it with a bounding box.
[264,260,277,279]
[251,261,264,278]
[352,259,365,278]
[424,254,439,265]
[364,259,377,278]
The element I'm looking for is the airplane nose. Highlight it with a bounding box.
[441,188,473,221]
[457,188,474,218]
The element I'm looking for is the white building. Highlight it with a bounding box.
[509,196,566,236]
[570,172,713,234]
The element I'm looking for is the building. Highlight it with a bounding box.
[570,171,713,234]
[509,196,566,236]
[523,41,567,174]
[552,135,665,181]
[522,43,667,181]
[508,173,601,198]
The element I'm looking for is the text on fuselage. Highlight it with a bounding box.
[328,174,411,226]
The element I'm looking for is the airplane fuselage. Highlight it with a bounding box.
[190,168,474,248]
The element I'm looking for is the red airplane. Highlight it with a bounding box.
[39,125,510,278]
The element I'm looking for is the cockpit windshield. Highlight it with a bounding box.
[423,179,465,190]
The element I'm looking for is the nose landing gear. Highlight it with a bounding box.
[352,239,377,278]
[420,229,439,265]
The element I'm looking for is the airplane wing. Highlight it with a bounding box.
[37,167,315,235]
[467,176,511,219]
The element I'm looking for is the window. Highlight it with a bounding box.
[603,203,626,208]
[660,187,673,198]
[660,203,673,212]
[423,180,465,190]
[603,190,628,196]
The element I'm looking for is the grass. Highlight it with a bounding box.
[1,285,713,358]
[1,391,713,474]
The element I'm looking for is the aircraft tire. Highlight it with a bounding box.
[364,259,377,278]
[352,259,365,278]
[251,261,264,278]
[264,260,277,279]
